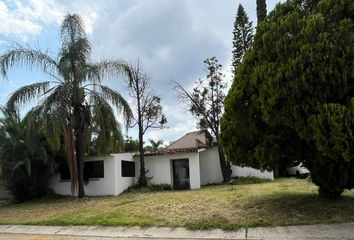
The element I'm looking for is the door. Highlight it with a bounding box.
[172,159,190,190]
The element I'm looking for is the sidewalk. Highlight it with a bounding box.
[0,222,354,239]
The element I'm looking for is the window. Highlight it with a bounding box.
[60,160,104,181]
[84,161,104,179]
[121,160,135,177]
[60,162,70,181]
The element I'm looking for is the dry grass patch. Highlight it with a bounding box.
[0,178,353,230]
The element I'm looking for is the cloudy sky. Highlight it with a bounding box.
[0,0,284,145]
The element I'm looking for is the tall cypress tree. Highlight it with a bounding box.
[256,0,267,24]
[232,4,254,71]
[222,0,354,198]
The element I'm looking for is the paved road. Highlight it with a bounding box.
[1,222,354,240]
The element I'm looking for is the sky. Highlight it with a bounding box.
[0,0,284,145]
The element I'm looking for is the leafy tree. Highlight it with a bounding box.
[88,123,124,156]
[0,106,55,202]
[221,0,354,198]
[123,137,140,152]
[0,14,132,198]
[174,57,232,182]
[256,0,267,24]
[127,61,167,186]
[232,4,254,71]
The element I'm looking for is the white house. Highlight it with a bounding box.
[50,130,273,196]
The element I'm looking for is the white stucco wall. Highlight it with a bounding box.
[135,152,201,189]
[50,154,137,196]
[199,148,224,185]
[112,153,135,195]
[231,166,274,180]
[188,152,201,189]
[199,148,274,182]
[50,156,117,196]
[49,149,274,197]
[135,154,172,185]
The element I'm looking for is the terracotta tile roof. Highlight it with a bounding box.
[134,147,203,157]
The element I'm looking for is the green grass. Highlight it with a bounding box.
[0,178,354,230]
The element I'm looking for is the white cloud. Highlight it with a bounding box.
[0,1,42,39]
[0,0,98,40]
[0,0,286,142]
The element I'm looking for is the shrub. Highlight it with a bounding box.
[6,161,52,202]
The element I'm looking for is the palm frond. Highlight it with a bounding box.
[42,89,71,151]
[87,60,131,84]
[59,39,90,79]
[60,14,91,58]
[0,46,57,79]
[90,93,123,154]
[6,82,51,111]
[41,84,71,115]
[95,85,133,127]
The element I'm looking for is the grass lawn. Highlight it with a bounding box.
[0,178,354,230]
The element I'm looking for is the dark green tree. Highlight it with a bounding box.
[221,0,354,198]
[0,14,132,198]
[232,4,254,71]
[256,0,267,24]
[174,57,232,182]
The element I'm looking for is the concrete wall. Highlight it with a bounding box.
[135,152,201,189]
[231,166,274,180]
[199,147,224,185]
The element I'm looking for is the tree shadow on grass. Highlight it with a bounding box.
[239,192,354,226]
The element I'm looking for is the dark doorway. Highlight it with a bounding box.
[172,159,190,190]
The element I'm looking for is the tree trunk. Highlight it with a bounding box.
[138,130,147,186]
[74,105,85,198]
[76,129,86,198]
[217,144,232,182]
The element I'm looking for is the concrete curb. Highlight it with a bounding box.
[0,222,354,239]
[0,225,246,239]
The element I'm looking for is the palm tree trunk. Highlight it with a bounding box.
[74,105,86,198]
[76,129,85,198]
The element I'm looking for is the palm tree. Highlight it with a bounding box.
[0,106,56,201]
[0,14,132,198]
[149,139,164,152]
